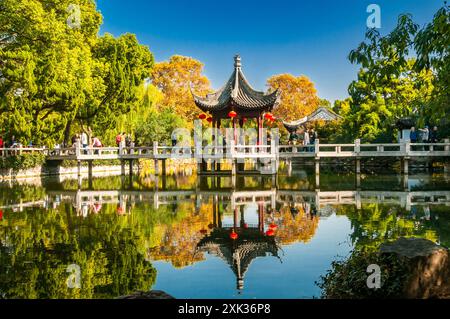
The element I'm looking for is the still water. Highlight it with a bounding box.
[0,166,449,299]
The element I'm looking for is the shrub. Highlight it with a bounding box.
[0,153,46,171]
[316,248,409,299]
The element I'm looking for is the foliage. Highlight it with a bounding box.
[134,107,187,145]
[267,74,319,122]
[335,4,449,142]
[0,153,46,171]
[0,0,154,147]
[414,4,450,137]
[151,55,211,123]
[340,15,434,142]
[316,248,408,299]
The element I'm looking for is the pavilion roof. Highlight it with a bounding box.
[192,55,281,115]
[283,107,343,132]
[197,228,280,290]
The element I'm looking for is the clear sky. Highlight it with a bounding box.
[97,0,444,103]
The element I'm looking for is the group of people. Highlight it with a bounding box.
[115,132,134,148]
[410,126,439,143]
[288,128,318,150]
[70,130,103,152]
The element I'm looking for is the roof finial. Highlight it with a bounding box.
[234,55,241,68]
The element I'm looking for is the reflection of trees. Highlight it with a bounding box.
[0,183,45,206]
[273,205,319,245]
[0,204,157,299]
[147,202,212,267]
[336,204,439,251]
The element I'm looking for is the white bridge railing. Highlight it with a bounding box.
[1,138,449,160]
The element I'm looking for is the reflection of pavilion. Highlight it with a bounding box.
[197,228,280,291]
[197,197,281,292]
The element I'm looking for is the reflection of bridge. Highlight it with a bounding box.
[2,188,449,212]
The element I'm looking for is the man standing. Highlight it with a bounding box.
[80,131,88,154]
[430,126,438,143]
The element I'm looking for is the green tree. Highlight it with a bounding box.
[414,3,450,135]
[341,15,435,142]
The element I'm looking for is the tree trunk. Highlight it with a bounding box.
[64,120,72,147]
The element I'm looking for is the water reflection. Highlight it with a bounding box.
[0,170,449,299]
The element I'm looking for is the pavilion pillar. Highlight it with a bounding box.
[217,119,222,171]
[257,115,262,146]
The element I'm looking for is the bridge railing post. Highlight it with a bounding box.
[404,140,411,156]
[354,139,360,155]
[314,139,320,156]
[445,139,450,152]
[119,142,123,156]
[153,141,158,157]
[75,141,81,158]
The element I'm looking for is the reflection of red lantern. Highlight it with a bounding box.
[264,113,273,120]
[269,223,278,231]
[228,111,237,118]
[198,114,207,120]
[266,229,275,237]
[207,117,213,123]
[230,231,238,240]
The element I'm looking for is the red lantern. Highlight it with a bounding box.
[198,114,207,120]
[269,223,278,230]
[228,111,237,118]
[264,113,273,120]
[243,223,249,229]
[266,229,275,237]
[207,117,213,123]
[230,231,238,240]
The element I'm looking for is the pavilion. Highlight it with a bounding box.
[192,55,281,145]
[282,107,342,133]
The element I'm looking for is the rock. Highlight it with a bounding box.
[116,290,175,299]
[380,237,450,299]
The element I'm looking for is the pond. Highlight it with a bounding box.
[0,166,449,299]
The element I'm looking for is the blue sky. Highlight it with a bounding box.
[97,0,444,103]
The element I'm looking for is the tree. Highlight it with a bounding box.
[266,74,319,122]
[0,0,102,146]
[73,33,154,144]
[134,107,187,145]
[341,15,434,142]
[414,3,450,135]
[0,0,154,146]
[150,55,211,123]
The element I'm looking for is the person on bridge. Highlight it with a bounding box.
[81,131,88,154]
[429,126,438,143]
[303,128,310,151]
[410,127,417,143]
